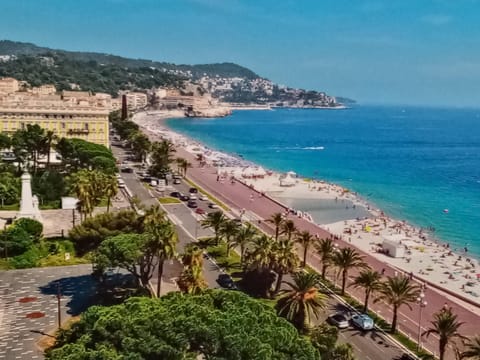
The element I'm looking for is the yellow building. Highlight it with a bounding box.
[0,105,110,146]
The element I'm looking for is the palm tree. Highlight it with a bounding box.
[103,174,118,213]
[267,212,284,241]
[143,205,178,297]
[351,269,382,312]
[315,238,335,279]
[332,247,366,295]
[295,230,314,267]
[462,336,480,359]
[272,239,300,295]
[219,219,240,257]
[43,130,57,169]
[276,272,327,332]
[129,131,151,163]
[232,222,257,265]
[178,244,207,294]
[244,233,276,270]
[180,158,192,177]
[281,219,296,241]
[201,211,227,245]
[376,275,420,333]
[423,308,467,360]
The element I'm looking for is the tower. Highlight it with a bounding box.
[17,172,42,221]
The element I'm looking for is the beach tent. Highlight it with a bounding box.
[382,238,406,258]
[280,171,297,187]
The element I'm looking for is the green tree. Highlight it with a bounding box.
[332,247,366,295]
[219,219,240,258]
[267,212,284,241]
[376,275,421,333]
[281,219,296,241]
[103,174,118,213]
[47,290,319,359]
[0,226,32,257]
[232,222,257,265]
[273,239,299,295]
[276,272,326,332]
[13,218,43,240]
[0,172,20,206]
[0,133,11,150]
[296,230,314,268]
[423,308,466,360]
[310,323,355,360]
[128,131,151,162]
[11,124,46,173]
[149,139,176,179]
[177,244,207,295]
[201,210,227,245]
[315,238,335,279]
[351,269,382,313]
[462,336,480,359]
[44,130,57,169]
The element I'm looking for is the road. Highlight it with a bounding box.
[113,143,407,360]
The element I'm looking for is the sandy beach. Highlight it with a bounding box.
[133,110,480,313]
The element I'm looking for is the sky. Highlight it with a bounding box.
[1,0,480,106]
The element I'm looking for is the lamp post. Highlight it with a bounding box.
[417,291,427,351]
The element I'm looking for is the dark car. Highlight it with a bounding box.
[217,274,236,289]
[180,194,190,201]
[400,354,417,360]
[170,191,181,198]
[187,200,198,208]
[189,187,198,194]
[120,167,134,173]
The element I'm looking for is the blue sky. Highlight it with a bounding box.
[1,0,479,106]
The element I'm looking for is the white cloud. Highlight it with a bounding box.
[420,14,453,25]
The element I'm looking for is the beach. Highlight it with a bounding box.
[133,110,480,314]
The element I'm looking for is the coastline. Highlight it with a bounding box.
[133,110,480,312]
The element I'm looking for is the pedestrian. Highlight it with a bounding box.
[381,268,386,275]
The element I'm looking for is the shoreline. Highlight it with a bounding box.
[133,110,480,311]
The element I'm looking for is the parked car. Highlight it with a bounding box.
[189,187,198,193]
[400,353,417,360]
[198,194,208,201]
[170,191,181,198]
[195,208,205,215]
[209,203,219,209]
[189,194,197,200]
[180,194,190,201]
[327,313,349,329]
[173,178,181,184]
[351,314,374,330]
[172,174,182,179]
[217,274,236,289]
[187,200,198,208]
[117,179,126,188]
[120,167,134,173]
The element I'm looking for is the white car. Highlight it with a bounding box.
[189,194,197,200]
[209,203,219,209]
[351,314,374,330]
[199,194,208,201]
[327,313,349,329]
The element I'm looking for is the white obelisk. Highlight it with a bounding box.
[17,172,42,221]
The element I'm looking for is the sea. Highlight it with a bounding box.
[166,106,480,257]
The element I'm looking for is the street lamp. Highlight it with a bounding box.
[417,291,427,351]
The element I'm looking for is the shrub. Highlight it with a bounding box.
[0,226,32,257]
[14,218,43,239]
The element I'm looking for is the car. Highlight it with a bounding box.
[189,187,198,194]
[180,194,190,201]
[217,274,236,289]
[170,191,181,198]
[187,200,198,208]
[351,314,374,330]
[120,167,134,173]
[198,194,208,201]
[189,194,197,200]
[195,208,205,215]
[327,313,349,329]
[209,203,219,209]
[117,179,126,188]
[400,354,417,360]
[172,174,182,179]
[173,178,181,184]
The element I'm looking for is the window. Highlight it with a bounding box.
[61,122,65,129]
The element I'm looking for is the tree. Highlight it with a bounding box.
[44,130,57,169]
[219,219,240,257]
[267,212,284,241]
[0,172,20,206]
[462,336,480,359]
[128,131,151,162]
[149,139,176,179]
[296,230,314,267]
[0,133,11,150]
[11,124,46,173]
[103,174,118,213]
[310,323,355,360]
[0,226,32,258]
[47,290,320,360]
[276,271,326,332]
[281,219,296,241]
[315,238,335,279]
[332,246,366,295]
[142,205,178,297]
[272,239,299,295]
[232,222,257,265]
[93,233,156,289]
[177,244,207,294]
[13,218,43,240]
[376,275,420,333]
[351,269,382,313]
[423,308,466,360]
[201,210,227,245]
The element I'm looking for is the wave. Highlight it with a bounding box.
[270,146,325,151]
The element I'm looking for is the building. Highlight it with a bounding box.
[119,91,148,111]
[31,84,56,96]
[0,78,110,146]
[0,77,19,94]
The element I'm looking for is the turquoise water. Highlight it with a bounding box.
[166,106,480,256]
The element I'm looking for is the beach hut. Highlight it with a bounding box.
[382,238,405,258]
[280,171,297,187]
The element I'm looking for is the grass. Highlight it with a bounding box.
[183,177,230,212]
[159,197,181,204]
[0,203,19,211]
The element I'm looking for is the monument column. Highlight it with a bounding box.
[17,172,42,221]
